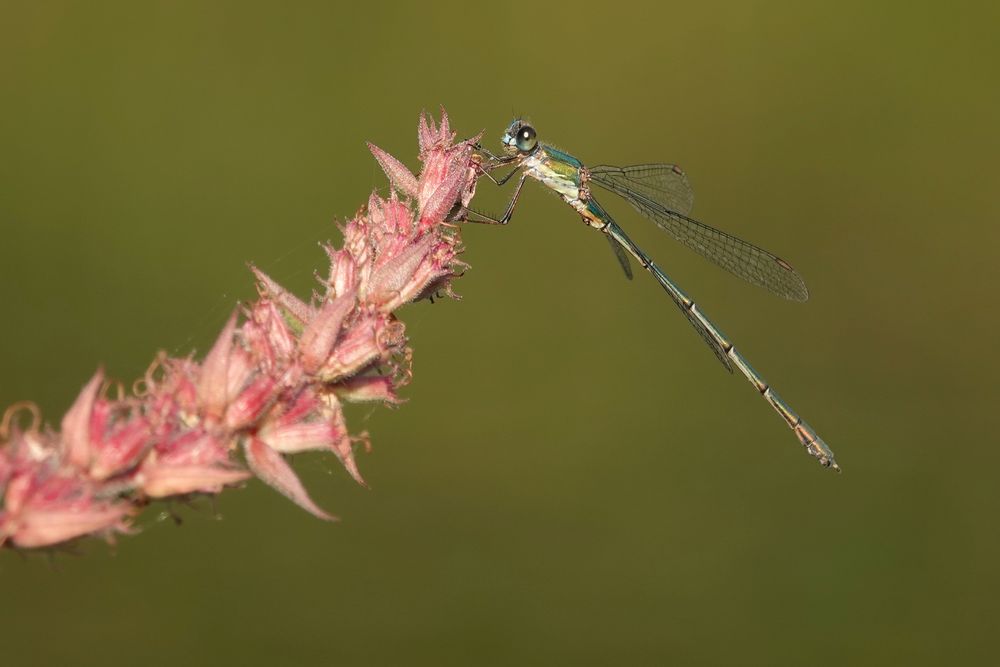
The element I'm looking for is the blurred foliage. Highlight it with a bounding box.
[1,1,998,665]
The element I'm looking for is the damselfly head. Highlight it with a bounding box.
[502,119,538,155]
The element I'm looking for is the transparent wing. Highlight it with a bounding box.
[589,164,809,301]
[590,163,694,215]
[606,234,633,280]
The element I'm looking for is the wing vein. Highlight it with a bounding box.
[590,164,809,301]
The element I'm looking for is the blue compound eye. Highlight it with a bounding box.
[515,125,537,152]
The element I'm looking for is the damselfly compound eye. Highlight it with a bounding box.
[515,125,537,152]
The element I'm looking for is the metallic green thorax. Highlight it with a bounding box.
[524,145,582,193]
[522,144,607,227]
[539,145,583,170]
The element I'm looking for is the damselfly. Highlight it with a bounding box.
[471,119,839,471]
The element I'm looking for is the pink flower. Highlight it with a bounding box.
[0,429,132,548]
[139,431,250,499]
[299,292,357,375]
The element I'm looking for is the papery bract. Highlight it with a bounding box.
[139,430,250,498]
[244,437,335,521]
[368,143,419,198]
[60,370,104,470]
[300,292,356,375]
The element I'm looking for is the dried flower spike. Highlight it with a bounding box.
[0,109,478,550]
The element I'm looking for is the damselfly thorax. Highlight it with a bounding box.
[520,145,608,229]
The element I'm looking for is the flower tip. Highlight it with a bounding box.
[60,368,106,469]
[244,437,337,521]
[437,105,451,139]
[368,142,419,198]
[197,310,241,418]
[334,433,370,488]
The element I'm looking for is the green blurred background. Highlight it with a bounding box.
[2,2,998,665]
